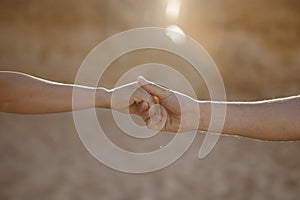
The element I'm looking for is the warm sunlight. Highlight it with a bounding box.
[165,0,181,21]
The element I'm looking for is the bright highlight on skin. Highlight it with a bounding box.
[165,0,181,20]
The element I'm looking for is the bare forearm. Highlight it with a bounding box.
[199,95,300,141]
[0,72,111,114]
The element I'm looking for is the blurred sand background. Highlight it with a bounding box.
[0,0,300,199]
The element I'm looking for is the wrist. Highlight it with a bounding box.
[95,88,112,108]
[198,101,211,131]
[179,98,206,132]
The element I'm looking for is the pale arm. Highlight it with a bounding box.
[0,71,153,114]
[0,71,110,114]
[138,76,300,141]
[199,95,300,141]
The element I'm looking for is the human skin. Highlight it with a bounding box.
[0,71,154,115]
[1,72,299,141]
[137,76,300,141]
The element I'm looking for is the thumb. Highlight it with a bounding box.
[137,76,171,99]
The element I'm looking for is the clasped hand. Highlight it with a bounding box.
[110,76,200,133]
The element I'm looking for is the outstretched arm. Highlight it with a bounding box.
[200,95,300,141]
[138,76,300,141]
[0,71,154,114]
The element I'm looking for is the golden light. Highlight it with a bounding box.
[165,0,181,21]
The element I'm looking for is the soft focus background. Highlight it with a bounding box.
[0,0,300,199]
